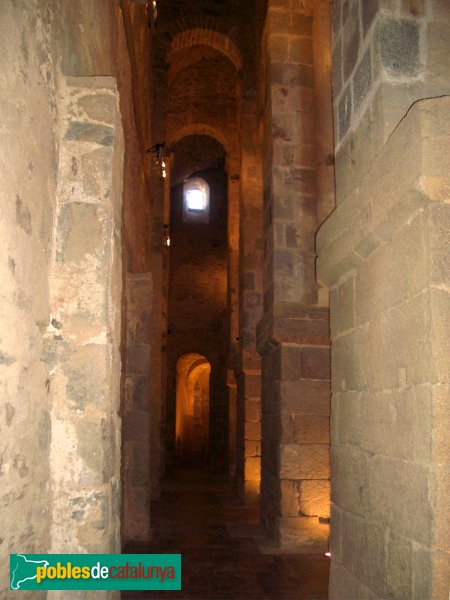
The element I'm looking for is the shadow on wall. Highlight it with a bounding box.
[175,353,211,466]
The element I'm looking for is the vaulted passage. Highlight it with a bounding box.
[123,467,329,600]
[1,1,449,599]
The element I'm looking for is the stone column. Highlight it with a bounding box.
[228,371,238,479]
[236,100,264,502]
[47,76,123,559]
[257,1,331,550]
[227,156,240,475]
[122,273,152,542]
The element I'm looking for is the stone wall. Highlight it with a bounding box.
[0,0,153,595]
[318,94,450,600]
[0,4,56,597]
[257,0,333,550]
[236,100,264,502]
[319,0,450,596]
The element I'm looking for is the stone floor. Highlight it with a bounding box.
[122,467,329,600]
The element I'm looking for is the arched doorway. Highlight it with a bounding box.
[175,353,211,465]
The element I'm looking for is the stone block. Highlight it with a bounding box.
[271,62,313,87]
[64,122,115,146]
[368,455,432,544]
[78,94,116,124]
[75,419,115,484]
[245,441,260,457]
[280,379,331,415]
[427,19,450,86]
[329,561,380,600]
[245,398,260,422]
[132,443,150,472]
[341,511,387,597]
[301,347,330,381]
[331,444,370,516]
[245,420,261,441]
[287,167,316,194]
[292,14,313,35]
[333,138,352,202]
[358,387,432,463]
[245,456,260,481]
[273,195,294,219]
[430,465,450,551]
[329,504,342,563]
[331,327,369,392]
[15,195,32,234]
[280,443,329,479]
[430,287,450,384]
[131,468,150,487]
[378,18,420,76]
[332,36,343,96]
[348,105,377,192]
[64,345,108,410]
[386,530,413,600]
[353,48,372,113]
[355,210,429,325]
[332,0,342,34]
[338,84,352,140]
[288,37,313,66]
[330,276,355,337]
[126,343,150,376]
[362,0,379,35]
[431,384,450,465]
[269,34,288,61]
[280,344,302,381]
[245,372,261,397]
[297,480,330,518]
[342,0,360,79]
[413,545,450,600]
[57,203,108,265]
[269,8,291,34]
[367,292,433,390]
[280,414,294,443]
[122,411,150,443]
[280,480,298,517]
[430,200,450,286]
[132,376,150,410]
[293,415,330,444]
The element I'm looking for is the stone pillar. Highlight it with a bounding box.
[227,156,240,475]
[318,96,450,600]
[227,156,240,363]
[319,0,450,596]
[122,273,152,542]
[236,100,264,502]
[228,370,238,479]
[257,1,331,550]
[148,166,167,497]
[47,76,123,558]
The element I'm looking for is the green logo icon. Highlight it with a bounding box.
[10,554,182,590]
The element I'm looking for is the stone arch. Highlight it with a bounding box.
[167,124,235,158]
[167,28,243,72]
[175,353,211,464]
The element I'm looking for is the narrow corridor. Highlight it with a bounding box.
[123,468,329,600]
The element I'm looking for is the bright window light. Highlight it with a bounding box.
[183,178,210,223]
[186,189,206,211]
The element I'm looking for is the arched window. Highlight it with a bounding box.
[183,177,210,223]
